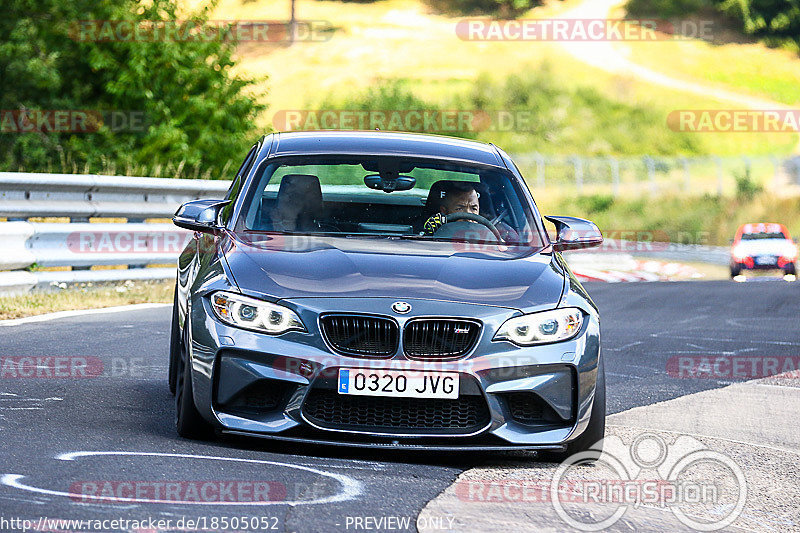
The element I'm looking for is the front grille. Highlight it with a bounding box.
[302,389,490,434]
[504,392,564,425]
[320,315,399,357]
[403,319,481,359]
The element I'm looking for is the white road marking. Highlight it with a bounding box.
[0,304,170,327]
[1,450,363,506]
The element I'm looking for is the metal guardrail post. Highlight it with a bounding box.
[609,157,620,197]
[535,154,545,190]
[572,157,583,194]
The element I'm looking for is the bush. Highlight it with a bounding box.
[626,0,800,49]
[0,0,264,178]
[424,0,545,17]
[317,68,702,157]
[626,0,713,18]
[733,167,763,199]
[577,195,615,214]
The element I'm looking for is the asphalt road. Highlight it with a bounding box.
[0,280,797,533]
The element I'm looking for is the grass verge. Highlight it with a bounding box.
[0,280,173,320]
[537,192,800,246]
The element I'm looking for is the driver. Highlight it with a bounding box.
[423,183,479,235]
[423,183,519,242]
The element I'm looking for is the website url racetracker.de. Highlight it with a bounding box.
[1,515,281,532]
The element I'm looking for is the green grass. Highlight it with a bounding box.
[536,192,800,246]
[0,280,172,320]
[316,71,704,157]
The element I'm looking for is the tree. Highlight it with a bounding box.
[718,0,800,48]
[0,0,265,177]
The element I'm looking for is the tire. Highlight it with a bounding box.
[730,263,742,278]
[168,285,180,395]
[538,355,606,463]
[175,320,215,440]
[784,263,797,276]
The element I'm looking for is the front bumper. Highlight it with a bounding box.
[187,296,601,450]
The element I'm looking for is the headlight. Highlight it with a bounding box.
[210,291,305,334]
[494,308,583,346]
[732,245,748,261]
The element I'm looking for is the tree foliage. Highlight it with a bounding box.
[0,0,264,177]
[626,0,800,49]
[424,0,546,17]
[718,0,800,48]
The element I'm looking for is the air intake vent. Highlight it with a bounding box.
[303,389,490,434]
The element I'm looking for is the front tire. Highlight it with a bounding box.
[175,321,215,440]
[784,263,797,276]
[168,285,180,395]
[730,263,742,278]
[538,355,606,463]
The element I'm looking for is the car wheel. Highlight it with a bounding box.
[784,263,797,276]
[175,320,215,440]
[168,285,180,395]
[730,264,742,278]
[537,356,605,463]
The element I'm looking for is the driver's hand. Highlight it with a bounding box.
[423,213,447,235]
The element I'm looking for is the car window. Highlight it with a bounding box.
[238,156,543,246]
[741,232,786,240]
[220,144,258,225]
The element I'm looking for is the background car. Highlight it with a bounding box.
[169,130,605,459]
[730,223,798,278]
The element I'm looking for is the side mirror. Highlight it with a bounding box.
[545,215,603,251]
[173,199,230,234]
[729,238,735,245]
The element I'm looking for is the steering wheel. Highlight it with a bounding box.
[435,212,502,241]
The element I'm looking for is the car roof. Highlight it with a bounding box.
[738,222,789,235]
[265,131,507,168]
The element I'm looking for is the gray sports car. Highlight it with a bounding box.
[169,131,604,457]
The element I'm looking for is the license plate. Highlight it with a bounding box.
[337,368,460,399]
[755,256,777,265]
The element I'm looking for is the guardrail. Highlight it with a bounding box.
[0,172,732,294]
[0,172,229,219]
[0,172,229,293]
[0,222,193,293]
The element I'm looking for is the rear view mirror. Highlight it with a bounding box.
[364,174,416,193]
[545,215,603,251]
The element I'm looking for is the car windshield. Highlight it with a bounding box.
[741,232,786,240]
[238,156,543,246]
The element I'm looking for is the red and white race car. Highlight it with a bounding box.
[730,223,798,278]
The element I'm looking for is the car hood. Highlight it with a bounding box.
[222,233,565,311]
